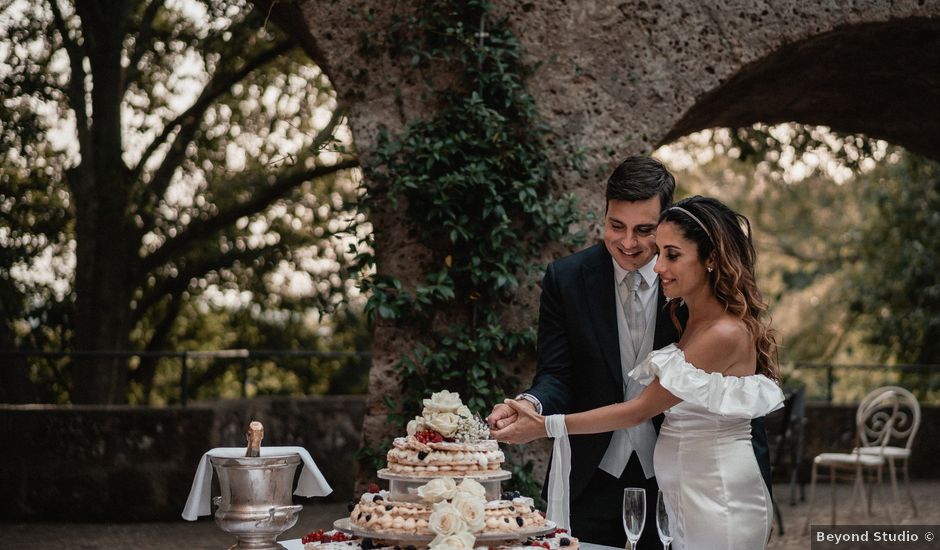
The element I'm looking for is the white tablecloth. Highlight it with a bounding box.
[279,539,618,550]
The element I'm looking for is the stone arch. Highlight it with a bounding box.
[262,1,940,477]
[662,17,940,158]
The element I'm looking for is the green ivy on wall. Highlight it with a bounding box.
[354,0,582,499]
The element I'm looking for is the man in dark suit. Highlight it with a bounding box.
[487,156,771,548]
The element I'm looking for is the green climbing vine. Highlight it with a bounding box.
[353,0,583,499]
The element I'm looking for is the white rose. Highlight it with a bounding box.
[425,412,460,437]
[456,405,472,418]
[423,390,463,413]
[407,418,425,436]
[429,501,465,536]
[429,532,476,550]
[456,478,487,500]
[418,477,457,503]
[451,494,486,533]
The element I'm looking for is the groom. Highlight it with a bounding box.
[487,156,772,548]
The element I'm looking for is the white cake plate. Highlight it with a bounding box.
[333,518,557,542]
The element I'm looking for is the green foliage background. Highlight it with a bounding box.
[350,0,582,499]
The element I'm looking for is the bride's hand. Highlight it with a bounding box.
[491,399,547,444]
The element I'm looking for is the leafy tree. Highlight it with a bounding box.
[0,110,71,403]
[844,154,940,365]
[659,124,939,366]
[0,0,362,403]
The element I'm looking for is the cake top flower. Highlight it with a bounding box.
[407,390,491,441]
[423,390,463,413]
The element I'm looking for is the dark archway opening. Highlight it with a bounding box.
[663,18,940,160]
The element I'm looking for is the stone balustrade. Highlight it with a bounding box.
[1,397,936,521]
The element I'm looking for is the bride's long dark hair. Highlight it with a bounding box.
[659,196,780,381]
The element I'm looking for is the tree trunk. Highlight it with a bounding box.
[69,0,136,404]
[70,167,137,403]
[70,231,136,404]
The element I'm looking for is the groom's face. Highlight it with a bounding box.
[603,196,661,271]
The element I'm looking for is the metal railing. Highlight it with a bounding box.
[782,361,940,404]
[2,350,938,405]
[0,349,370,406]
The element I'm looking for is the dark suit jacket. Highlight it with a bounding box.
[524,243,772,501]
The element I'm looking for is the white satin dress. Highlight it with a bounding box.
[629,344,785,550]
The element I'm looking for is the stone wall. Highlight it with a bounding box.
[263,1,940,480]
[0,396,364,522]
[1,397,936,521]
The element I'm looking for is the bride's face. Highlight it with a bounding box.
[654,222,708,299]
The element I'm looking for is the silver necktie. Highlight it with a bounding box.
[624,271,647,357]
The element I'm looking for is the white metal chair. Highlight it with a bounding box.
[802,386,909,532]
[853,386,920,516]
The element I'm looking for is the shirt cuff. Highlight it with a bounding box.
[515,393,543,415]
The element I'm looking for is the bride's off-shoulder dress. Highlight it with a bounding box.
[629,343,785,550]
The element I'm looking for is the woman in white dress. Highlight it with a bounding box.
[494,196,785,550]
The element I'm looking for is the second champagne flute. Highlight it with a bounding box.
[622,487,646,550]
[656,490,673,549]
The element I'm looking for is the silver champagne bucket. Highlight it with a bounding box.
[211,454,303,550]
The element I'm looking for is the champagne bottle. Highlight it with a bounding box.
[245,420,264,457]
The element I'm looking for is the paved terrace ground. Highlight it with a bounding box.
[7,481,940,549]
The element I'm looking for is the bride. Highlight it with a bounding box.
[494,196,785,550]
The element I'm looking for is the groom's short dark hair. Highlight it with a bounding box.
[606,155,676,212]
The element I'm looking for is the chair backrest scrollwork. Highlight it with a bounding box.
[855,386,921,452]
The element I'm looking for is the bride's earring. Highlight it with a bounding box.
[707,266,714,273]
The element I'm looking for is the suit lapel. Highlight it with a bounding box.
[581,245,623,385]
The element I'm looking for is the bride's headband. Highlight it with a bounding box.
[667,206,713,243]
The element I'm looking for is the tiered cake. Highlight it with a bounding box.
[325,390,576,550]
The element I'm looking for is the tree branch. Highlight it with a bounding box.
[131,39,295,207]
[128,290,182,396]
[185,359,239,398]
[48,0,91,162]
[309,105,347,153]
[140,157,359,274]
[142,292,183,352]
[122,0,165,93]
[134,242,286,323]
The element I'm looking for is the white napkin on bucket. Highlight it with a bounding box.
[182,446,332,521]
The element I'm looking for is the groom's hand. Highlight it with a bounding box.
[492,399,547,444]
[486,399,534,430]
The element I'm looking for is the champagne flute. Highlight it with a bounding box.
[622,488,646,550]
[656,490,673,550]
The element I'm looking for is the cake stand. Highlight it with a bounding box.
[377,468,511,503]
[332,518,557,543]
[335,469,554,546]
